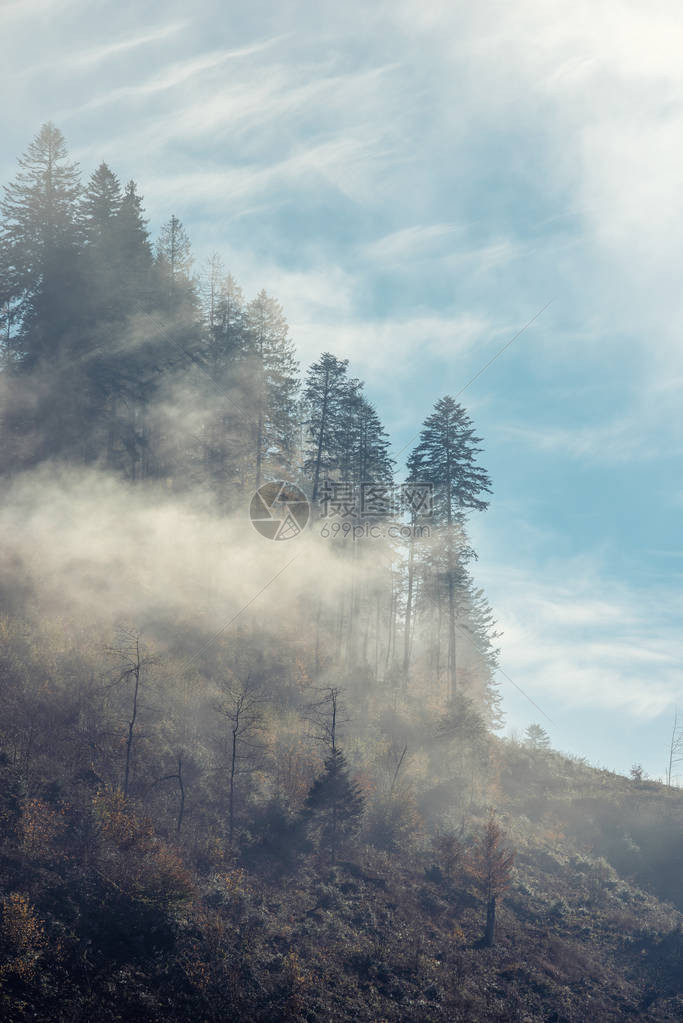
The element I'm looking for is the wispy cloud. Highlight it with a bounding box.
[496,419,649,464]
[497,397,683,465]
[0,0,80,22]
[60,37,290,117]
[362,223,459,262]
[18,21,189,79]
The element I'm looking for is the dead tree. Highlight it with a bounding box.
[666,708,683,788]
[107,627,158,799]
[216,677,265,843]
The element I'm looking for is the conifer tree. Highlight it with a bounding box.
[245,290,299,486]
[303,352,351,501]
[468,810,515,946]
[115,181,154,304]
[198,260,252,499]
[524,723,550,750]
[0,122,83,362]
[304,746,364,864]
[81,163,122,247]
[355,395,394,490]
[407,397,492,701]
[155,214,195,318]
[0,122,82,367]
[0,123,85,463]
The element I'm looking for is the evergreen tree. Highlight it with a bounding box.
[407,396,492,523]
[355,395,394,490]
[304,746,364,864]
[524,723,550,750]
[0,123,85,464]
[81,163,122,247]
[80,173,157,472]
[98,180,158,473]
[244,290,299,486]
[407,397,492,702]
[115,181,154,305]
[468,810,515,947]
[0,122,82,367]
[199,264,252,500]
[155,214,193,306]
[303,352,351,501]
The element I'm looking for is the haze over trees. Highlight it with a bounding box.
[1,125,682,1022]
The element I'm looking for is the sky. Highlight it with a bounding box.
[2,0,682,780]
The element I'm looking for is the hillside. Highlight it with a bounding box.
[0,627,682,1022]
[0,122,682,1022]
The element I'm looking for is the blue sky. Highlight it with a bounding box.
[3,0,682,779]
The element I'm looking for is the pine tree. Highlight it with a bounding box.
[468,810,515,946]
[335,373,364,485]
[524,723,550,750]
[0,123,85,464]
[0,123,82,367]
[199,261,252,501]
[303,352,351,501]
[355,395,394,490]
[304,746,364,864]
[81,163,122,247]
[102,180,158,473]
[245,290,299,486]
[115,181,154,304]
[407,396,492,522]
[155,214,193,306]
[407,397,492,701]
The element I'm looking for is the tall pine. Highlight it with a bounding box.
[407,397,492,701]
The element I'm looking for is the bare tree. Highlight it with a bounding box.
[216,677,266,843]
[665,708,683,788]
[107,627,158,799]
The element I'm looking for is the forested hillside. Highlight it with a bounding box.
[0,125,681,1022]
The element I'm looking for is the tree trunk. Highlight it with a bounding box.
[229,724,238,843]
[123,658,140,799]
[403,533,415,683]
[176,756,185,836]
[312,365,330,502]
[485,893,496,946]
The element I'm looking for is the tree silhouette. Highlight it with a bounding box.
[304,747,364,865]
[524,723,550,751]
[469,810,515,947]
[407,396,492,701]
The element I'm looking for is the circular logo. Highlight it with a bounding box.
[249,481,310,541]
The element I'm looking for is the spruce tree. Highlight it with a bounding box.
[244,290,299,486]
[524,723,550,750]
[81,163,122,247]
[0,122,82,368]
[115,181,154,306]
[407,397,492,701]
[155,214,193,307]
[0,123,86,464]
[355,395,394,490]
[303,352,351,501]
[468,811,515,947]
[199,261,251,501]
[304,746,364,864]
